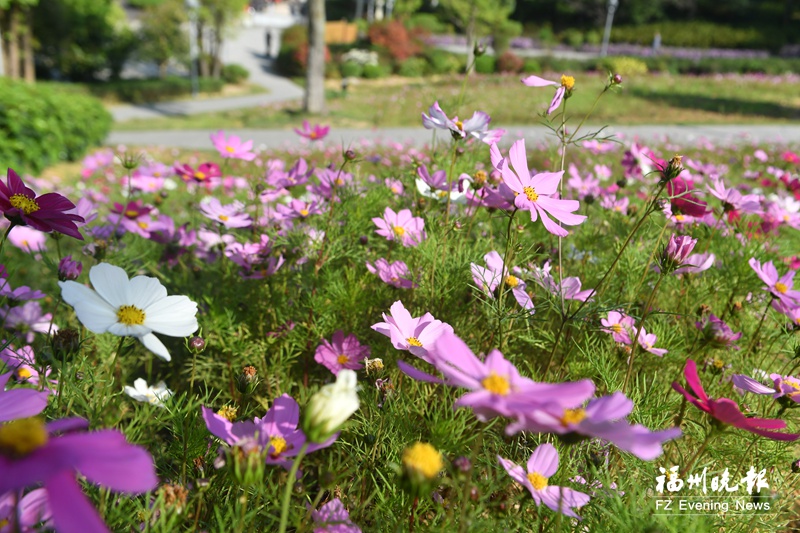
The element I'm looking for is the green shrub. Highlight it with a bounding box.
[601,56,648,77]
[611,22,774,50]
[522,59,542,73]
[362,63,390,79]
[406,13,452,34]
[222,64,249,84]
[562,28,584,48]
[474,55,497,74]
[340,61,364,78]
[86,77,225,104]
[397,57,428,77]
[425,50,463,75]
[492,19,522,56]
[0,79,111,174]
[585,30,602,46]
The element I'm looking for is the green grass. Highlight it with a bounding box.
[112,72,800,131]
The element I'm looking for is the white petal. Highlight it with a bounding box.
[107,322,151,337]
[128,276,168,309]
[58,281,118,333]
[139,333,171,361]
[133,378,148,392]
[143,296,198,337]
[89,263,131,308]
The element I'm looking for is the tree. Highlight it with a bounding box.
[438,0,516,72]
[304,0,325,113]
[0,0,39,81]
[137,0,189,78]
[198,0,247,79]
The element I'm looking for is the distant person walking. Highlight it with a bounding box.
[653,31,662,55]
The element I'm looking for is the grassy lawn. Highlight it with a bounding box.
[112,72,800,131]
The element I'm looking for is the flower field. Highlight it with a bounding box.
[1,74,800,532]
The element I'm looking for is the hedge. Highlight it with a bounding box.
[86,77,226,104]
[0,79,111,174]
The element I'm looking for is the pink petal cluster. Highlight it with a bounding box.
[372,207,426,247]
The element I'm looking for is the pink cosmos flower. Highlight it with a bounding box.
[673,359,800,441]
[108,200,155,237]
[0,345,55,392]
[372,207,426,247]
[521,74,574,115]
[470,251,534,313]
[601,311,636,344]
[732,372,800,404]
[4,301,56,344]
[505,392,682,460]
[0,417,158,533]
[314,331,371,375]
[695,314,742,349]
[224,235,284,279]
[497,444,590,519]
[294,120,330,141]
[202,394,335,470]
[600,195,629,214]
[491,140,586,237]
[275,199,323,221]
[707,177,761,215]
[430,332,594,422]
[199,198,252,229]
[671,252,715,275]
[210,130,257,161]
[366,258,416,289]
[174,162,222,184]
[311,498,361,533]
[749,257,800,306]
[0,488,51,532]
[658,234,697,274]
[524,260,593,302]
[0,168,84,240]
[636,328,667,357]
[667,177,709,218]
[0,371,49,422]
[421,101,505,144]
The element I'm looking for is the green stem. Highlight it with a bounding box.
[443,143,459,228]
[566,84,609,145]
[679,430,715,477]
[0,223,16,258]
[556,99,568,317]
[623,273,665,393]
[629,217,670,312]
[496,208,518,352]
[278,441,309,533]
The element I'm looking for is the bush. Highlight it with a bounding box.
[562,29,585,48]
[611,22,772,50]
[522,59,542,73]
[585,30,602,46]
[496,51,524,73]
[601,56,648,77]
[86,77,225,104]
[362,63,390,79]
[406,13,452,34]
[340,61,364,78]
[277,24,331,77]
[425,50,463,75]
[397,57,428,77]
[491,19,522,56]
[367,20,421,62]
[222,64,249,84]
[0,79,111,174]
[474,55,496,74]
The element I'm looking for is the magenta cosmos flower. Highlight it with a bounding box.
[733,372,800,404]
[294,120,330,141]
[666,177,709,218]
[202,394,335,470]
[174,162,222,184]
[658,234,697,274]
[749,257,800,306]
[314,331,371,375]
[0,417,158,533]
[311,498,361,533]
[431,332,594,422]
[372,207,426,247]
[0,488,51,532]
[498,444,590,519]
[673,359,800,441]
[505,392,681,460]
[210,130,257,161]
[0,168,84,240]
[521,74,575,115]
[491,140,586,237]
[0,372,49,423]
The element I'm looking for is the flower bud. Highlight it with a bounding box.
[302,369,360,443]
[344,149,357,161]
[658,234,697,274]
[51,328,81,363]
[236,365,259,395]
[188,336,206,354]
[453,455,472,474]
[612,74,623,85]
[661,154,685,182]
[58,255,83,281]
[400,442,443,497]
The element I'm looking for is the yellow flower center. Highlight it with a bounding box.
[300,209,309,217]
[0,418,48,457]
[611,324,622,333]
[505,275,519,288]
[713,358,725,369]
[527,472,548,491]
[523,186,539,202]
[560,408,586,427]
[335,178,344,186]
[337,354,349,365]
[117,305,146,326]
[481,372,510,396]
[195,171,206,181]
[402,442,443,480]
[269,436,288,456]
[9,194,40,215]
[474,170,487,186]
[138,221,148,229]
[560,74,575,90]
[217,405,238,421]
[218,215,229,222]
[309,131,318,140]
[125,210,139,218]
[406,337,423,347]
[16,367,32,380]
[393,226,405,237]
[675,214,686,222]
[775,282,789,294]
[225,146,235,153]
[455,120,463,131]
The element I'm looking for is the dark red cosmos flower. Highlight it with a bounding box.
[174,162,222,183]
[0,168,84,240]
[672,359,800,441]
[667,176,709,218]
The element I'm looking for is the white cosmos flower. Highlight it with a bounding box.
[301,369,360,443]
[124,378,173,407]
[58,263,198,361]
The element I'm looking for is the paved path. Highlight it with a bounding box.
[110,26,304,122]
[107,124,800,150]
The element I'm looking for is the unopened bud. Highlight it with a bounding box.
[58,255,83,281]
[236,365,259,395]
[188,336,206,354]
[344,149,357,161]
[453,455,472,474]
[612,74,623,85]
[51,328,81,363]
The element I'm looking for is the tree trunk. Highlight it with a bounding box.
[465,7,476,74]
[197,20,209,78]
[211,12,223,79]
[159,61,168,79]
[0,11,8,77]
[22,7,34,83]
[7,3,19,79]
[304,0,325,114]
